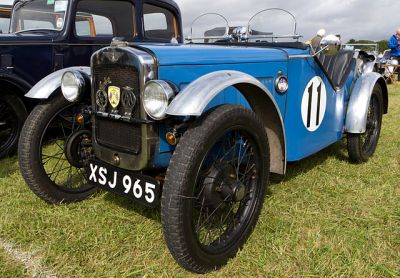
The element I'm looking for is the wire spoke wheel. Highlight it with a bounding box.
[19,94,97,204]
[347,84,383,163]
[193,130,259,250]
[361,94,380,155]
[39,106,91,192]
[162,105,269,273]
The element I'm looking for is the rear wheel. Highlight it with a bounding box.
[347,84,383,163]
[161,105,270,273]
[18,94,97,204]
[0,93,27,158]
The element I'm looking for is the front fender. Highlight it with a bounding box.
[25,67,91,99]
[345,72,387,133]
[166,70,279,116]
[166,70,287,175]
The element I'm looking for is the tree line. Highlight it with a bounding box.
[347,39,389,53]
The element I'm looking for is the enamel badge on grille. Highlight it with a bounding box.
[108,86,121,109]
[96,77,111,112]
[121,86,136,116]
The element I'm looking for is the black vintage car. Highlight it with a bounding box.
[0,0,182,158]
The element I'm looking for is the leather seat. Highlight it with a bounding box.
[318,49,355,88]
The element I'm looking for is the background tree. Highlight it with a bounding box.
[346,39,389,53]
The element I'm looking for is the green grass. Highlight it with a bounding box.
[0,85,399,277]
[0,248,26,278]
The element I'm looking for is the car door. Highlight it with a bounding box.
[284,56,347,162]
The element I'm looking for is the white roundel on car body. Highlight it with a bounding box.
[301,76,327,132]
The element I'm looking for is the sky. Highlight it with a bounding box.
[175,0,399,42]
[2,0,398,42]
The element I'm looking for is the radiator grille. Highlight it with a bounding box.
[92,64,141,153]
[93,65,140,117]
[96,117,141,154]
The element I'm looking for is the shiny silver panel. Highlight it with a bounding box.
[166,70,287,175]
[363,60,376,74]
[167,70,275,116]
[25,67,91,99]
[345,72,383,133]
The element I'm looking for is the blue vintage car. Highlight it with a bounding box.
[19,9,388,273]
[0,0,182,158]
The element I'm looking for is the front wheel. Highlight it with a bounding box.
[347,84,383,163]
[161,105,270,273]
[18,93,97,204]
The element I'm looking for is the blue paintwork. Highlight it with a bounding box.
[136,43,357,167]
[142,44,288,65]
[284,57,346,161]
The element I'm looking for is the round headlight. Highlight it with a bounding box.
[143,80,175,120]
[61,71,85,102]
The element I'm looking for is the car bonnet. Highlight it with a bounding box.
[138,43,289,66]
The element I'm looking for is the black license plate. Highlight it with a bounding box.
[88,160,160,208]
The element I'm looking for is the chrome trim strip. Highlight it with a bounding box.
[288,54,313,60]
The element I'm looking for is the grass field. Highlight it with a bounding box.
[0,85,399,277]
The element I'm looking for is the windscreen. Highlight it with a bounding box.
[11,0,68,33]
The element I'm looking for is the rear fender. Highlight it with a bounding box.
[345,72,388,134]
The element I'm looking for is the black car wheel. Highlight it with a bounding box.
[347,84,383,163]
[18,93,97,204]
[0,94,27,159]
[161,105,270,273]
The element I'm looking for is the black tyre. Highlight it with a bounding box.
[347,84,383,163]
[161,105,270,273]
[0,93,27,158]
[18,93,97,204]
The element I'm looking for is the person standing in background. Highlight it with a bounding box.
[309,29,326,52]
[388,29,400,81]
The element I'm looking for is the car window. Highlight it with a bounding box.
[75,17,91,36]
[92,15,112,35]
[0,15,9,33]
[144,12,167,31]
[11,0,68,33]
[75,0,135,38]
[75,14,112,37]
[143,4,177,41]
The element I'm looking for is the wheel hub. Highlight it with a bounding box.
[232,181,246,202]
[201,164,246,209]
[64,129,92,168]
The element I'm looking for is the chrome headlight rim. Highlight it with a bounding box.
[143,80,175,120]
[275,75,289,94]
[61,71,85,103]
